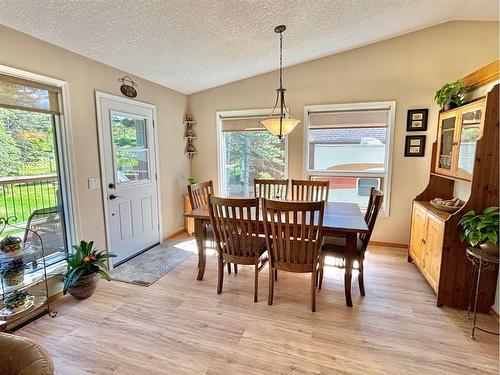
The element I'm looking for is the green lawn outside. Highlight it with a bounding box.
[0,180,58,228]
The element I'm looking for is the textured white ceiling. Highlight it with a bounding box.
[0,0,498,94]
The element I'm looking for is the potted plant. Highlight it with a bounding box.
[458,207,499,256]
[434,80,468,111]
[63,241,116,300]
[187,177,196,185]
[0,236,22,253]
[1,260,26,286]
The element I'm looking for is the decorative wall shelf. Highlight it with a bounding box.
[184,115,197,158]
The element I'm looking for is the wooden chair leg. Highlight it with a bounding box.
[274,269,278,281]
[227,262,231,274]
[234,264,238,274]
[254,265,258,303]
[311,270,317,312]
[268,266,274,305]
[358,260,365,297]
[217,256,224,294]
[318,252,325,290]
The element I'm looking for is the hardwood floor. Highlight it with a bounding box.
[17,235,499,374]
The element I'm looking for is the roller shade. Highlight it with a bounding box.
[309,109,389,129]
[0,73,61,115]
[220,114,280,132]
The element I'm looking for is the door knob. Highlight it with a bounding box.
[109,194,119,200]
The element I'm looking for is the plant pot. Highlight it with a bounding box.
[4,270,24,286]
[443,102,458,111]
[1,243,22,253]
[67,272,100,300]
[479,242,499,257]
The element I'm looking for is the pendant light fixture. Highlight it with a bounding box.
[260,25,300,139]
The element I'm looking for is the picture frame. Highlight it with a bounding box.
[404,135,426,157]
[406,109,428,131]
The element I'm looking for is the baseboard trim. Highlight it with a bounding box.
[369,241,408,249]
[163,227,187,240]
[490,307,499,322]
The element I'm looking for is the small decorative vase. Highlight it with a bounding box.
[479,242,499,257]
[67,272,100,300]
[4,270,24,286]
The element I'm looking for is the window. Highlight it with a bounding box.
[305,102,395,214]
[217,110,287,197]
[0,71,74,266]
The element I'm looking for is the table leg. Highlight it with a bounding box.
[344,232,356,307]
[194,218,207,281]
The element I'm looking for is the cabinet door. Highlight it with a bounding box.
[435,111,458,175]
[455,100,485,179]
[409,204,427,266]
[423,215,444,293]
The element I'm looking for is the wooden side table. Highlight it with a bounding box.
[460,247,499,339]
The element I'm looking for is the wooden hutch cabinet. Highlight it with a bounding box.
[435,99,486,180]
[408,81,498,312]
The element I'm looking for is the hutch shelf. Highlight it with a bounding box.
[408,83,499,313]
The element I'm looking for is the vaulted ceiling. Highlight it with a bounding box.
[0,0,498,94]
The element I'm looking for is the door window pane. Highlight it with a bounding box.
[438,117,456,170]
[111,114,149,184]
[457,109,482,175]
[223,130,286,197]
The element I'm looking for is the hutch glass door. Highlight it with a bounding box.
[456,102,484,177]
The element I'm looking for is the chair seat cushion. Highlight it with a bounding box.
[321,235,363,254]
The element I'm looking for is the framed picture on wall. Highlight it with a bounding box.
[407,109,428,131]
[405,135,426,157]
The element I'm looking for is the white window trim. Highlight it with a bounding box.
[216,109,289,196]
[0,64,78,246]
[303,101,396,216]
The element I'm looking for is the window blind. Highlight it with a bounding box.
[220,114,281,132]
[309,109,389,129]
[0,73,61,115]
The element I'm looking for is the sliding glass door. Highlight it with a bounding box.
[0,73,71,266]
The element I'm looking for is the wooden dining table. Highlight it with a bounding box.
[184,201,368,307]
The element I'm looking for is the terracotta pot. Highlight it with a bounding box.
[67,272,100,300]
[479,242,499,257]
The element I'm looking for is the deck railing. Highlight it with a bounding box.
[0,174,59,225]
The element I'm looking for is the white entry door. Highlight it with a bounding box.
[96,93,160,266]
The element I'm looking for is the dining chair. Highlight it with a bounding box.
[187,180,213,209]
[291,179,330,201]
[262,199,325,311]
[318,188,383,296]
[208,196,268,302]
[254,179,289,200]
[188,181,235,273]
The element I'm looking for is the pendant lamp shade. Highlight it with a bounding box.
[260,25,300,139]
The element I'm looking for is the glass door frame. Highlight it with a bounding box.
[434,109,459,177]
[0,64,78,258]
[454,99,486,180]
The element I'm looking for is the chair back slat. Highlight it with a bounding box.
[359,189,383,251]
[263,200,324,270]
[208,196,261,259]
[188,180,213,209]
[291,179,329,202]
[254,179,289,200]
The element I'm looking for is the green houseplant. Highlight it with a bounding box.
[434,80,468,111]
[63,241,116,299]
[1,260,26,286]
[458,207,499,256]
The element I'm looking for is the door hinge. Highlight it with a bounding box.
[155,173,158,181]
[153,120,155,128]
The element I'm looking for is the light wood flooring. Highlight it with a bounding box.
[18,236,499,374]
